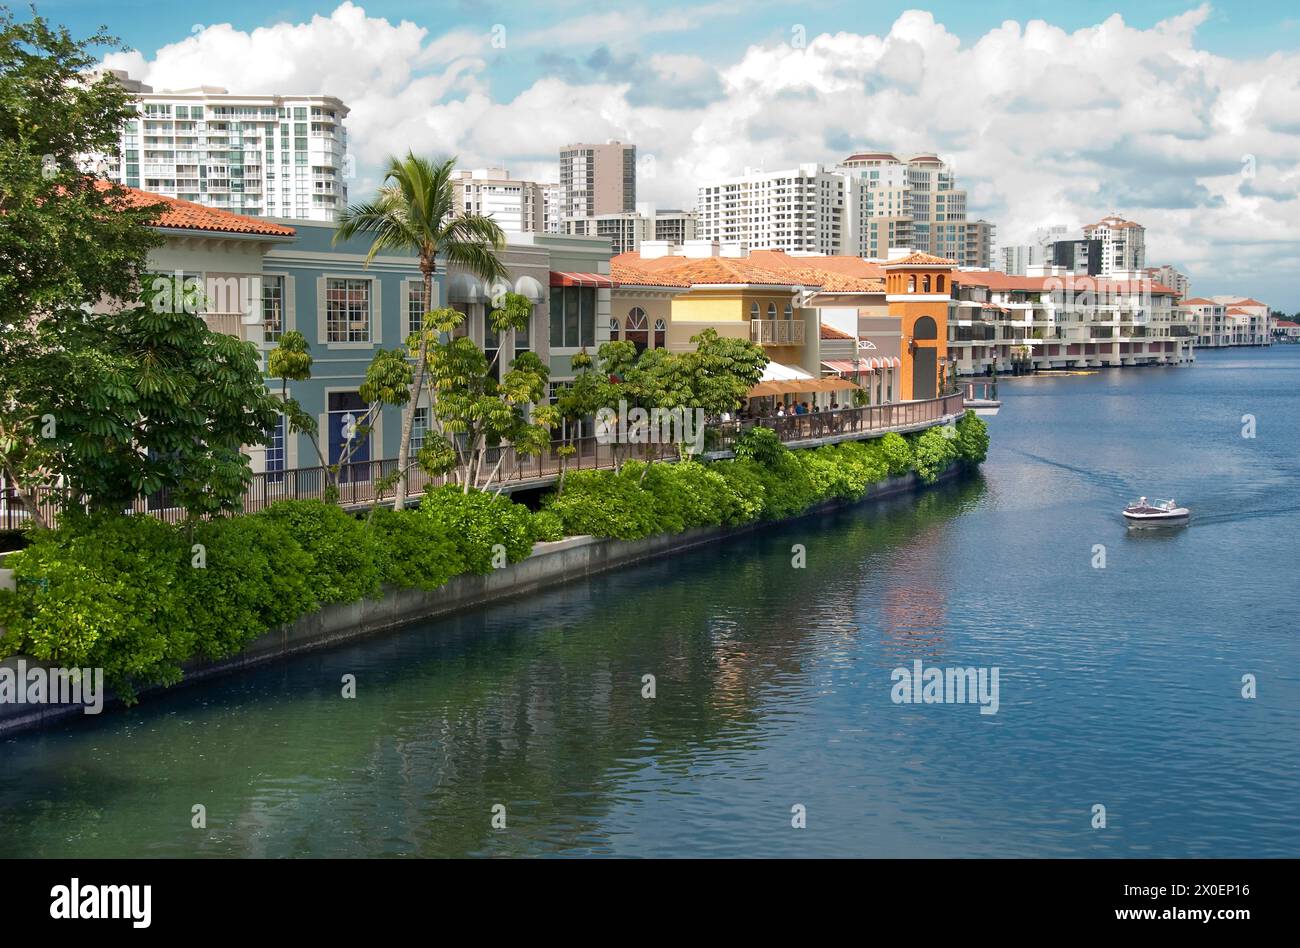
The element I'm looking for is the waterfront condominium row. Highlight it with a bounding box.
[90,69,349,222]
[694,152,997,268]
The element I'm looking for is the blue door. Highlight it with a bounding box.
[328,391,370,483]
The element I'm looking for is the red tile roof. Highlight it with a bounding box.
[820,323,853,340]
[883,251,958,268]
[1230,298,1266,307]
[609,260,691,288]
[611,253,807,287]
[103,182,296,237]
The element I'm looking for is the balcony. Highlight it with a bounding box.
[750,319,806,345]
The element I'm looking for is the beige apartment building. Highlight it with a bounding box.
[559,141,637,219]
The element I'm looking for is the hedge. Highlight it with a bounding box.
[0,413,988,702]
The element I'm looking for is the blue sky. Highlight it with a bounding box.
[25,1,1300,307]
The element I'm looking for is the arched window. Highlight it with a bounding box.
[654,317,666,349]
[767,302,777,319]
[609,316,620,340]
[784,302,793,319]
[914,315,938,340]
[922,275,931,293]
[626,306,649,353]
[750,302,761,319]
[908,275,916,292]
[936,275,945,292]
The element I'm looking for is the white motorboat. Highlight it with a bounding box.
[1123,497,1189,527]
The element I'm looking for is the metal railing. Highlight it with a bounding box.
[750,319,806,345]
[0,392,966,528]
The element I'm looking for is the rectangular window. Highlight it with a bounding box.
[262,275,284,342]
[326,278,370,343]
[484,321,500,371]
[515,309,531,358]
[410,406,429,453]
[407,280,427,338]
[549,286,596,348]
[265,414,285,483]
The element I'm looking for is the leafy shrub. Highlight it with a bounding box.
[733,425,787,467]
[910,426,960,484]
[709,460,767,525]
[420,485,534,572]
[186,514,318,660]
[0,513,194,699]
[641,461,733,532]
[529,509,565,543]
[258,500,382,603]
[544,469,660,540]
[954,410,990,465]
[368,507,464,590]
[876,431,913,476]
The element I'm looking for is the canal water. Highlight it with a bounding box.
[2,348,1297,858]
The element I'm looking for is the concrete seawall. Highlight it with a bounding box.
[0,465,965,736]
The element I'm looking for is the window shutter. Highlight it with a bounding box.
[284,274,296,333]
[316,275,327,344]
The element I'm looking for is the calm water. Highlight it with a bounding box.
[2,348,1298,858]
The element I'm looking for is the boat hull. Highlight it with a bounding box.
[1123,510,1189,528]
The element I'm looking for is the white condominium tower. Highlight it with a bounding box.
[452,168,547,233]
[1082,214,1147,275]
[695,152,995,265]
[696,163,847,254]
[93,69,350,222]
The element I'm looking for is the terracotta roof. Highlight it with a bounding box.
[1231,298,1266,307]
[611,253,808,288]
[1276,320,1299,327]
[747,250,886,289]
[842,152,899,162]
[1226,308,1253,316]
[820,323,853,340]
[883,251,958,268]
[103,183,297,237]
[609,260,691,288]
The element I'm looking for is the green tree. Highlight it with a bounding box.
[29,280,282,521]
[418,296,558,494]
[0,12,166,524]
[334,152,507,510]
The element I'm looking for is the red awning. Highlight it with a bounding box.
[550,271,615,288]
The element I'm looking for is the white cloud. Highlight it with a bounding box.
[109,2,1300,307]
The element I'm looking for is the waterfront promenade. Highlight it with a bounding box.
[2,392,966,527]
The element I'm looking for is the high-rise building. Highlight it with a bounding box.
[696,163,847,254]
[696,152,995,266]
[563,204,699,255]
[541,183,563,233]
[1001,225,1069,275]
[559,141,636,219]
[653,209,698,246]
[90,68,349,222]
[1082,214,1146,274]
[451,168,546,233]
[1143,265,1189,298]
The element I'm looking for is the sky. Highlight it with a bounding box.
[29,1,1300,308]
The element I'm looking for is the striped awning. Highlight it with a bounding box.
[821,357,900,373]
[551,271,615,288]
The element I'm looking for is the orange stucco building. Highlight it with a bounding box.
[884,252,954,401]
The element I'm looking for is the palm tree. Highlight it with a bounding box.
[334,153,508,510]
